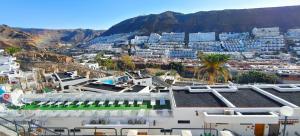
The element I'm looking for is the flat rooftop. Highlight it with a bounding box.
[173,90,227,107]
[261,88,300,106]
[61,76,86,82]
[17,100,171,110]
[83,83,124,92]
[220,88,283,107]
[173,82,204,86]
[124,85,146,93]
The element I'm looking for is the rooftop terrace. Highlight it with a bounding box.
[83,83,125,92]
[124,85,147,93]
[220,88,283,107]
[173,90,227,107]
[17,100,171,110]
[261,88,300,106]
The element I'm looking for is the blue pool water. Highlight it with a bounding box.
[101,79,115,85]
[0,88,4,95]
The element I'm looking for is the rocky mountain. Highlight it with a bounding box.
[0,25,37,50]
[19,28,104,47]
[102,5,300,36]
[0,24,105,50]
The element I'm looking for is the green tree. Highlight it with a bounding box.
[5,47,21,56]
[120,55,135,70]
[234,71,280,84]
[169,62,184,73]
[195,54,231,85]
[102,58,117,70]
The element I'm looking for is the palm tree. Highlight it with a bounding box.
[195,54,231,85]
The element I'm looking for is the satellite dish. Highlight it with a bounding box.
[280,106,294,116]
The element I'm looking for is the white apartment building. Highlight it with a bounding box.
[160,32,185,43]
[219,32,249,41]
[131,36,149,45]
[285,29,300,56]
[0,55,21,84]
[2,84,300,136]
[189,41,221,51]
[250,27,285,52]
[167,49,197,59]
[189,32,215,42]
[80,63,99,70]
[147,43,184,50]
[252,27,280,37]
[286,29,300,39]
[256,35,285,52]
[148,33,161,43]
[135,49,165,58]
[220,40,246,52]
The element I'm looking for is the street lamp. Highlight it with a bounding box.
[280,106,294,136]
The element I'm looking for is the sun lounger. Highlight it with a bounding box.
[76,102,84,106]
[56,102,63,106]
[99,100,105,105]
[65,101,73,106]
[151,99,156,106]
[118,100,124,105]
[137,100,143,105]
[129,100,134,105]
[47,102,55,105]
[87,101,94,105]
[38,102,46,106]
[108,100,114,105]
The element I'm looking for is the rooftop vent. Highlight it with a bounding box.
[224,109,234,115]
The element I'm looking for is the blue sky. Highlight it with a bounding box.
[1,0,300,30]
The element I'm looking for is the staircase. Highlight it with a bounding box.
[152,76,171,87]
[0,125,17,136]
[0,117,26,136]
[0,117,62,136]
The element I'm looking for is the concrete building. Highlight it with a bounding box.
[148,33,161,43]
[131,36,149,45]
[189,41,221,51]
[160,32,185,43]
[252,27,280,37]
[220,40,246,52]
[286,29,300,38]
[167,49,197,59]
[189,32,215,42]
[2,84,300,136]
[0,55,21,84]
[219,32,249,41]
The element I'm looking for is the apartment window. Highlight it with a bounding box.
[54,129,65,132]
[178,120,190,124]
[63,86,69,89]
[70,129,81,133]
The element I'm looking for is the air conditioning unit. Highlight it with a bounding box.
[224,109,235,115]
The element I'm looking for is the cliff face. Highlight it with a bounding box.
[19,28,104,47]
[0,25,37,49]
[0,24,105,49]
[15,51,74,63]
[102,6,300,36]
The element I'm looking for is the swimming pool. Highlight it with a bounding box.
[101,79,115,85]
[0,88,5,95]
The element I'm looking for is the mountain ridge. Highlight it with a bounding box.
[102,5,300,36]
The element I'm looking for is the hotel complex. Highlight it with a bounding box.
[1,26,300,136]
[1,82,300,136]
